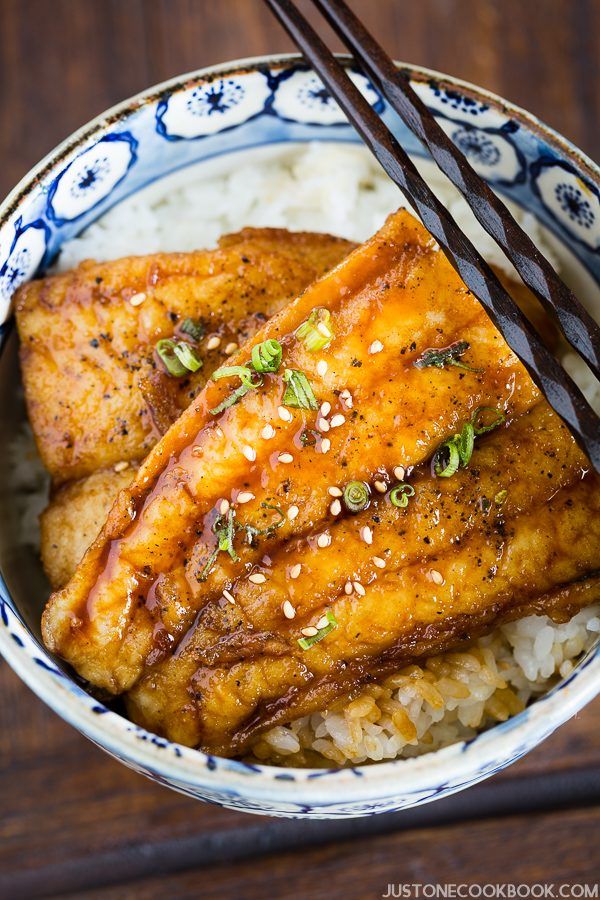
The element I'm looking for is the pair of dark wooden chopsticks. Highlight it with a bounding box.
[265,0,600,472]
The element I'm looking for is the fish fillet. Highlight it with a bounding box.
[41,209,600,756]
[16,228,354,484]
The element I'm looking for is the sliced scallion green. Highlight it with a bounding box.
[298,610,338,650]
[414,341,481,372]
[296,307,334,351]
[390,483,415,507]
[251,339,282,374]
[156,339,201,377]
[471,406,506,435]
[173,341,202,373]
[179,317,204,341]
[212,365,262,389]
[282,369,318,410]
[343,481,370,513]
[433,439,461,478]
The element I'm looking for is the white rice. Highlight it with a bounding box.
[52,142,599,766]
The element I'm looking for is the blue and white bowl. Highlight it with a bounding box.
[0,55,598,819]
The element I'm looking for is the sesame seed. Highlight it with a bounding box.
[369,340,384,354]
[218,498,230,516]
[330,499,342,516]
[242,445,256,462]
[360,525,373,545]
[114,460,129,473]
[301,626,318,637]
[282,600,296,620]
[224,342,238,355]
[278,452,294,464]
[339,390,353,409]
[317,417,330,432]
[394,466,406,481]
[288,505,299,521]
[249,573,266,584]
[192,446,202,457]
[320,438,331,453]
[374,480,387,493]
[330,414,345,428]
[223,589,236,605]
[373,556,386,569]
[237,491,255,504]
[429,569,444,585]
[317,322,332,338]
[320,401,331,417]
[353,581,366,597]
[261,423,275,440]
[344,581,353,595]
[328,486,343,497]
[278,406,293,422]
[290,563,302,579]
[317,533,331,548]
[316,360,328,377]
[129,292,146,307]
[206,335,221,351]
[316,615,330,630]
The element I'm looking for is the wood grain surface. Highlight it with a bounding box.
[0,1,598,897]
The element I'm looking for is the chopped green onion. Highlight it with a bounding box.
[343,480,370,513]
[209,382,252,416]
[212,365,262,390]
[241,501,286,542]
[495,489,508,506]
[296,307,334,351]
[471,406,506,435]
[156,339,202,377]
[179,317,205,341]
[210,364,264,415]
[173,341,202,373]
[282,369,318,410]
[198,509,239,581]
[251,339,282,374]
[433,409,502,479]
[390,483,415,508]
[433,439,461,478]
[414,341,481,372]
[298,610,338,650]
[456,422,475,466]
[217,508,238,560]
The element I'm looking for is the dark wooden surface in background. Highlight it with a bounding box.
[0,1,598,897]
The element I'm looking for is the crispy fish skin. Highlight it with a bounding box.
[42,209,545,695]
[16,228,354,484]
[124,405,600,753]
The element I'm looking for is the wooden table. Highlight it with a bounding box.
[0,1,598,896]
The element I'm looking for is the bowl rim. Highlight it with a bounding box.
[1,53,599,804]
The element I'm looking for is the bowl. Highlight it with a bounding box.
[0,54,599,819]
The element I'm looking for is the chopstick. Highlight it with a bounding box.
[313,0,600,383]
[264,0,600,472]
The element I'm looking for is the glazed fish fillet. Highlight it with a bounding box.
[41,209,600,755]
[127,405,600,754]
[40,467,135,590]
[16,228,354,483]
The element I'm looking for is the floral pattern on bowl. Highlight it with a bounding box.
[156,70,273,139]
[0,55,598,818]
[47,133,138,224]
[270,68,382,124]
[531,159,600,249]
